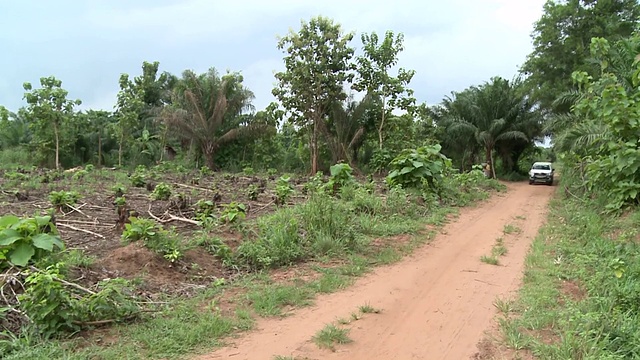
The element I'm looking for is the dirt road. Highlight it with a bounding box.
[198,182,554,360]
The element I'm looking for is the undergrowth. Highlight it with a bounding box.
[1,157,503,360]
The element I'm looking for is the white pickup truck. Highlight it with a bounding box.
[528,161,554,186]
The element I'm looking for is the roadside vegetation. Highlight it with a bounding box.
[487,1,640,357]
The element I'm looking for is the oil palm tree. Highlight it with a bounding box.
[322,93,377,167]
[161,68,266,170]
[442,77,538,178]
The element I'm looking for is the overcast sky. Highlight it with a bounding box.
[0,0,546,113]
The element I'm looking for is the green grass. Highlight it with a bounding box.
[480,255,499,265]
[312,324,352,351]
[496,194,640,359]
[502,224,521,235]
[481,236,508,266]
[358,303,382,314]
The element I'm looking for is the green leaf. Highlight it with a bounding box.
[399,166,414,175]
[0,215,20,228]
[9,242,35,266]
[35,215,52,227]
[0,229,22,246]
[32,233,58,251]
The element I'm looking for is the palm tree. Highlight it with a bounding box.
[322,93,377,167]
[0,109,31,150]
[161,68,267,170]
[442,77,538,178]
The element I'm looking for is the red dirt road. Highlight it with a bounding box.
[197,182,554,360]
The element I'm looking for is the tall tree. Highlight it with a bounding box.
[162,68,265,170]
[114,74,144,167]
[353,30,416,150]
[84,110,113,167]
[273,16,355,174]
[0,108,31,150]
[521,0,640,114]
[23,76,81,170]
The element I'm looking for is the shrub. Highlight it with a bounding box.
[48,191,79,212]
[386,144,451,190]
[326,163,354,194]
[122,217,183,261]
[275,176,294,205]
[150,182,172,200]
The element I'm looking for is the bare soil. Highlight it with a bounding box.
[196,182,554,360]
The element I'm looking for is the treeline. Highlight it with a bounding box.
[0,15,547,177]
[6,0,639,180]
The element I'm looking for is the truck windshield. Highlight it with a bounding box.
[532,164,550,170]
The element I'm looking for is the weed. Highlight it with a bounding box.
[493,297,513,316]
[242,167,255,176]
[219,202,247,223]
[313,324,352,351]
[480,255,499,265]
[503,224,521,234]
[359,304,382,314]
[246,184,259,201]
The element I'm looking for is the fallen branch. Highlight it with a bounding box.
[65,203,92,219]
[57,223,106,239]
[174,183,213,193]
[253,200,275,212]
[147,207,200,226]
[57,219,100,226]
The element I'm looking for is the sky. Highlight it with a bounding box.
[0,0,547,114]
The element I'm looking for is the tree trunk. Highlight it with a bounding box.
[98,134,102,168]
[490,150,496,179]
[53,122,60,170]
[378,95,387,150]
[311,118,318,174]
[485,146,495,179]
[118,133,124,167]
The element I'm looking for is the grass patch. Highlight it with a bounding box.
[359,303,382,314]
[502,224,521,235]
[313,324,352,351]
[497,193,640,358]
[481,236,508,266]
[480,255,499,265]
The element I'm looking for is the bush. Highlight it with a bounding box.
[386,144,451,190]
[122,217,183,261]
[150,182,172,200]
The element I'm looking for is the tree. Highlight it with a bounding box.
[521,0,640,114]
[84,110,113,167]
[353,30,416,150]
[114,74,144,167]
[23,77,81,170]
[162,68,265,170]
[324,93,377,166]
[273,16,355,174]
[439,77,538,178]
[0,108,31,150]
